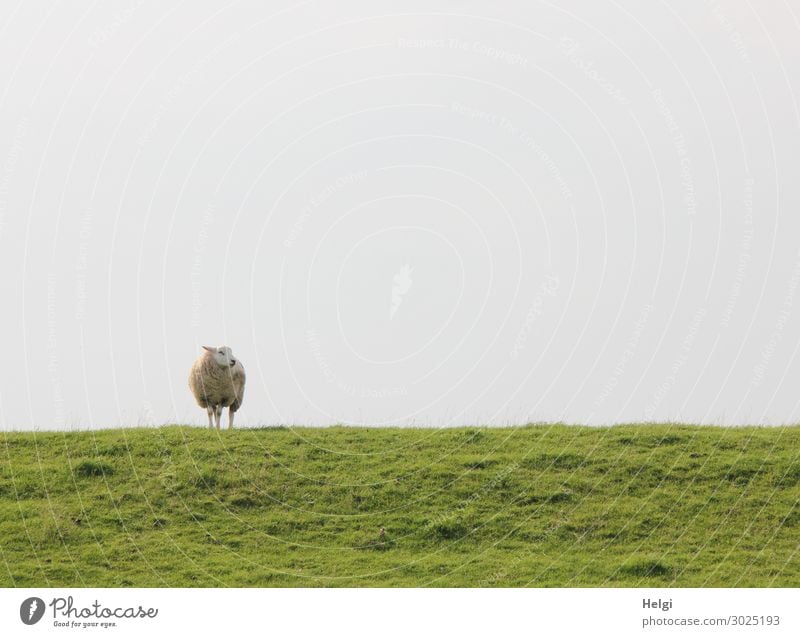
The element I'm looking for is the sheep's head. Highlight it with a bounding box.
[203,345,237,368]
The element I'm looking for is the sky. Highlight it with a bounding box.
[1,0,799,429]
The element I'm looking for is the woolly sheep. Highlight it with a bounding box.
[188,345,246,429]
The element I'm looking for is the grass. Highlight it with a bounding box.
[0,424,799,587]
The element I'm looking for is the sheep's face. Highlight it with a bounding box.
[203,345,237,368]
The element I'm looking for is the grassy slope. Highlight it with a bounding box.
[0,424,798,587]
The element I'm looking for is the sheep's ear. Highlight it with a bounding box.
[202,345,215,353]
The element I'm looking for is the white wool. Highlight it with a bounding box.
[188,345,246,429]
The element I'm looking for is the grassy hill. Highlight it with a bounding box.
[1,424,798,587]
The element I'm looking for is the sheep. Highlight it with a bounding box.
[188,345,246,429]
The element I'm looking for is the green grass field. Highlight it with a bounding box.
[1,424,798,587]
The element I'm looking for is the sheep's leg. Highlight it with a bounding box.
[215,406,223,430]
[206,406,214,429]
[228,408,235,430]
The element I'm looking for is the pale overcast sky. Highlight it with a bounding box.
[1,1,799,429]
